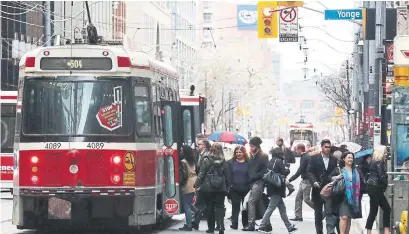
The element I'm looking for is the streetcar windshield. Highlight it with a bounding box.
[290,130,313,145]
[22,78,132,136]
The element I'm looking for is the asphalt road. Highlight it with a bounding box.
[0,158,321,234]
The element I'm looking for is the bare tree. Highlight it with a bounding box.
[193,44,276,132]
[316,60,352,141]
[316,61,352,113]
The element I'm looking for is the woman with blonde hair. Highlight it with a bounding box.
[365,145,391,234]
[227,146,250,229]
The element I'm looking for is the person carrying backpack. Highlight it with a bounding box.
[179,145,199,231]
[194,143,231,234]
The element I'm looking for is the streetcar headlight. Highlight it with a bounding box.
[69,165,79,174]
[31,156,38,163]
[112,155,121,164]
[31,176,38,183]
[112,175,120,183]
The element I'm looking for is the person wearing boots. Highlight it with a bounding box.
[194,143,231,234]
[258,148,297,234]
[193,138,211,229]
[289,143,314,222]
[243,137,269,231]
[227,146,250,230]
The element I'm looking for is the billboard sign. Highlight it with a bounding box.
[237,5,257,30]
[396,124,409,169]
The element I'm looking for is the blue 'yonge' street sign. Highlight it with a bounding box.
[324,9,363,20]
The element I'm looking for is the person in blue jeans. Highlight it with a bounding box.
[179,145,199,231]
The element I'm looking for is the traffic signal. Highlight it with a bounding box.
[257,1,278,39]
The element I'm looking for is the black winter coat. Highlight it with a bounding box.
[248,151,269,184]
[195,155,231,193]
[265,155,286,197]
[367,160,388,191]
[289,152,309,182]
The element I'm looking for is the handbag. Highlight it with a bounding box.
[332,178,345,196]
[320,182,334,200]
[263,159,282,188]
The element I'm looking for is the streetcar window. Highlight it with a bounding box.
[134,85,152,136]
[183,109,193,145]
[22,79,132,136]
[163,105,173,146]
[1,104,16,153]
[164,156,176,198]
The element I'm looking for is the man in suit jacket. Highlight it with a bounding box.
[306,139,338,234]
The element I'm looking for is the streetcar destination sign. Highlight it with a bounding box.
[324,9,362,20]
[40,57,113,70]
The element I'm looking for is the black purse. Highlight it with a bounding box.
[263,159,282,188]
[332,178,345,196]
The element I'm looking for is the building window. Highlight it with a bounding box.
[203,13,212,22]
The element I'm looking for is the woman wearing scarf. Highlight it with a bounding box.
[330,152,362,234]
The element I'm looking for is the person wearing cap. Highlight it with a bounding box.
[242,137,269,231]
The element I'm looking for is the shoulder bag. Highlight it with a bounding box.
[263,159,282,188]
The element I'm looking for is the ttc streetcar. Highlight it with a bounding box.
[12,42,206,230]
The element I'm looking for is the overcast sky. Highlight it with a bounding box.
[270,0,357,82]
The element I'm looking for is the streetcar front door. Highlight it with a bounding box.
[161,101,182,216]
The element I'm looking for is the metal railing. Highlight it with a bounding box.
[387,172,409,234]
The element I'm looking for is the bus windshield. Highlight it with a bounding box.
[22,78,132,136]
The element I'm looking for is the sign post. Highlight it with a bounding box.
[324,9,363,20]
[279,7,298,42]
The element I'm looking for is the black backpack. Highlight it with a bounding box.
[207,163,225,189]
[180,161,189,186]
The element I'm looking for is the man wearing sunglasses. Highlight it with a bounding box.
[306,139,338,234]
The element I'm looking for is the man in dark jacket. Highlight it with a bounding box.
[277,137,295,165]
[193,137,211,228]
[288,143,314,221]
[306,139,338,234]
[243,137,269,231]
[258,148,297,233]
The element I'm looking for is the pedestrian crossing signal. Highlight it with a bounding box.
[258,1,278,39]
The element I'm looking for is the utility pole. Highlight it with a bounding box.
[346,59,353,141]
[375,1,386,148]
[362,1,370,148]
[368,1,377,147]
[45,1,52,46]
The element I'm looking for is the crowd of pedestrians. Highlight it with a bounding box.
[178,134,391,234]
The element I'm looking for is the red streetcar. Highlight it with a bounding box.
[1,90,17,193]
[12,42,203,230]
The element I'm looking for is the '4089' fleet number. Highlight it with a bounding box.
[44,143,61,149]
[87,142,105,149]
